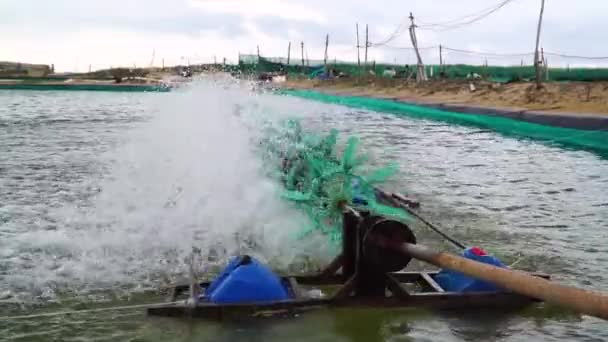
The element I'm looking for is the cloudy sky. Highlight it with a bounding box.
[2,0,608,71]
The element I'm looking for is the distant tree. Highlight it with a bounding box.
[110,68,130,83]
[131,68,149,78]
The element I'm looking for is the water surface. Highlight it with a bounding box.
[1,84,607,341]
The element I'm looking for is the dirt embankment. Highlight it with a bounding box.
[282,78,608,117]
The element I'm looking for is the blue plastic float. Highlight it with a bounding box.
[434,247,505,292]
[202,255,289,304]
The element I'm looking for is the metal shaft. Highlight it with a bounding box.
[374,188,466,249]
[393,242,608,320]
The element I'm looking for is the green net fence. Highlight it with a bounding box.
[260,119,409,247]
[238,55,318,76]
[439,65,608,83]
[279,90,608,158]
[0,83,169,92]
[239,54,608,82]
[238,54,410,79]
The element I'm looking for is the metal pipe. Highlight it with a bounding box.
[389,241,608,320]
[398,203,466,250]
[374,188,466,249]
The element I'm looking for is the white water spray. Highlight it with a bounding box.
[4,77,336,302]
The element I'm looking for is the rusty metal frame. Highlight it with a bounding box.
[150,201,550,320]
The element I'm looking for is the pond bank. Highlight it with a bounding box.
[281,79,608,130]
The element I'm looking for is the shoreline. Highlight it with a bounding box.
[0,79,170,92]
[281,79,608,130]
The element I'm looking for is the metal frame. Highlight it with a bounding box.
[148,205,550,320]
[148,263,550,319]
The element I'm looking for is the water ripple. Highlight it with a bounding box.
[0,87,607,341]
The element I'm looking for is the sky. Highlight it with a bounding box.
[2,0,608,72]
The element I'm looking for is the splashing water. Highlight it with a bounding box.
[261,120,409,246]
[1,77,339,303]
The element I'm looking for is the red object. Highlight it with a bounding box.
[470,247,487,256]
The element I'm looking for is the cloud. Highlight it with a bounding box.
[189,0,328,24]
[2,0,608,71]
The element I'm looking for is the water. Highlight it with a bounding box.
[1,80,607,341]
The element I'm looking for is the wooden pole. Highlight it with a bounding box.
[257,45,260,59]
[324,34,329,70]
[287,41,291,65]
[356,23,361,80]
[301,41,305,67]
[408,12,427,82]
[364,24,369,72]
[541,47,546,81]
[385,241,608,321]
[534,0,546,89]
[439,45,443,69]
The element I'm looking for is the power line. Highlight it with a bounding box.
[418,0,516,31]
[417,0,513,26]
[370,0,516,47]
[442,46,534,57]
[544,52,608,60]
[370,19,410,47]
[443,47,608,60]
[379,44,438,51]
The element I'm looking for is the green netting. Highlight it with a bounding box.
[280,89,608,158]
[439,65,608,83]
[238,54,404,79]
[0,76,71,82]
[260,119,409,246]
[238,56,318,75]
[238,53,608,82]
[0,83,169,92]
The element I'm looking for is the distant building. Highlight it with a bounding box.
[0,61,51,77]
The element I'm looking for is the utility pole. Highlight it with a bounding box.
[364,24,369,72]
[301,41,305,67]
[534,0,546,89]
[484,58,489,78]
[150,49,156,68]
[287,41,291,65]
[356,23,361,80]
[408,12,427,82]
[324,34,329,71]
[439,45,443,69]
[541,47,548,81]
[257,45,260,59]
